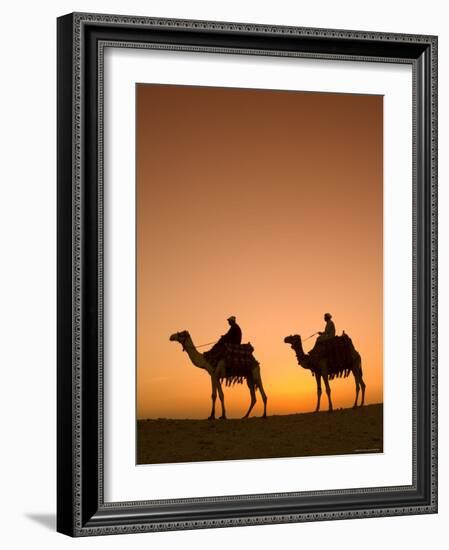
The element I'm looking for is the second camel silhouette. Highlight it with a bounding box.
[284,333,366,412]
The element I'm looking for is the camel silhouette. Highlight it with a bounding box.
[284,334,366,412]
[170,330,267,419]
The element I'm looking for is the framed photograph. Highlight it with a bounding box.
[57,12,438,536]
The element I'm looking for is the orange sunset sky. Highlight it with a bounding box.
[136,84,383,419]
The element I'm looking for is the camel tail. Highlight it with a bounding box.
[358,354,363,377]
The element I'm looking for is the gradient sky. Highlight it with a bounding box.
[136,84,383,419]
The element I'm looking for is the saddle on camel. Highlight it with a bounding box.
[203,316,259,386]
[310,332,356,380]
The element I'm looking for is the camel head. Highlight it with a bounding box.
[169,330,190,349]
[169,330,210,371]
[284,334,307,362]
[284,334,301,347]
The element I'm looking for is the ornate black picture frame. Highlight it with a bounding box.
[57,12,438,537]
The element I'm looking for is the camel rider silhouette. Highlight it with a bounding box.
[316,312,336,344]
[204,316,242,367]
[220,316,242,345]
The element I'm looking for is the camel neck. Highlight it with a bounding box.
[293,342,308,367]
[182,337,209,370]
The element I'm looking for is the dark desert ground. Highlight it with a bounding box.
[137,403,383,465]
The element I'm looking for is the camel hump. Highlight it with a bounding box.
[204,342,258,372]
[313,332,353,351]
[222,342,258,367]
[310,333,357,375]
[213,343,258,387]
[224,342,254,353]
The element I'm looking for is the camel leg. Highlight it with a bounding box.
[360,377,366,406]
[353,372,360,408]
[323,374,333,412]
[356,355,366,406]
[215,361,226,419]
[243,381,257,419]
[216,379,226,419]
[257,378,268,418]
[208,377,217,420]
[315,375,322,412]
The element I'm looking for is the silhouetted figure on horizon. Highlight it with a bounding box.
[316,313,335,344]
[204,316,242,367]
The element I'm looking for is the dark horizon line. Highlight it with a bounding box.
[137,401,384,421]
